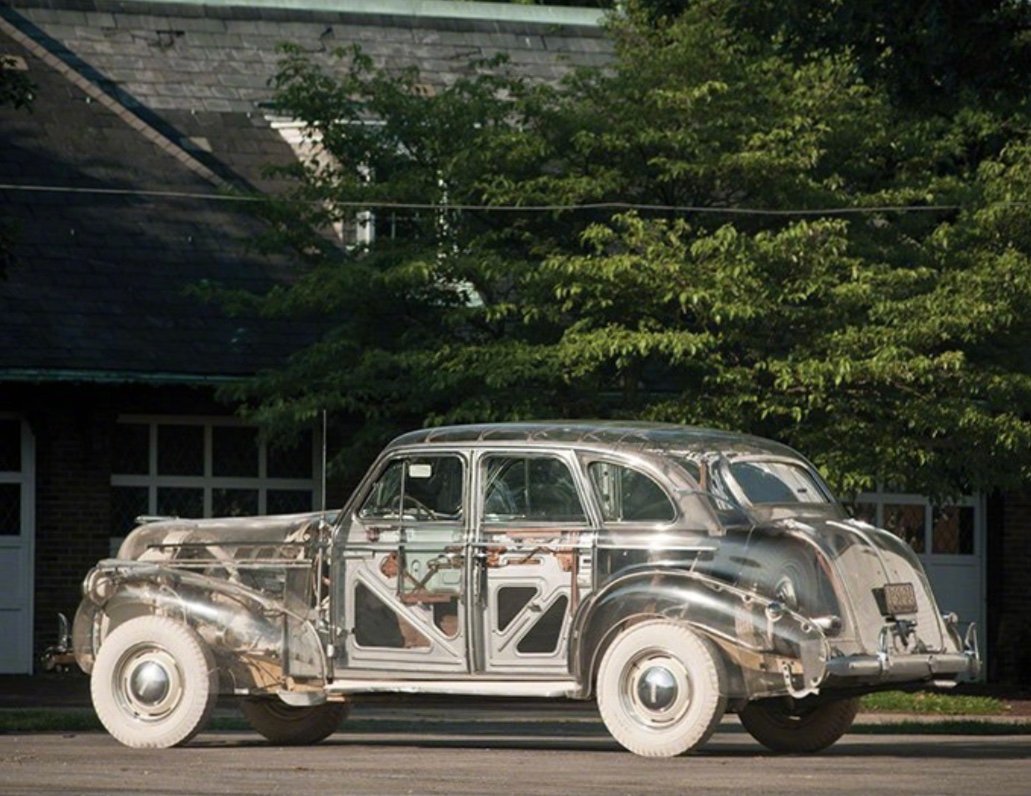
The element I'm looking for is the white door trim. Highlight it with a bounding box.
[0,414,35,673]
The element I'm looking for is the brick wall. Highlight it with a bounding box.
[29,399,113,661]
[994,489,1031,683]
[13,382,234,666]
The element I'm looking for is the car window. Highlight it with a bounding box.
[588,461,675,523]
[358,456,464,521]
[728,460,828,505]
[482,455,585,523]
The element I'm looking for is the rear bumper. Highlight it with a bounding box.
[824,622,980,685]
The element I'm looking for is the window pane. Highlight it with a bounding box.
[0,420,20,471]
[359,460,404,519]
[883,503,926,553]
[0,484,20,535]
[112,423,149,475]
[212,426,259,477]
[267,489,313,515]
[932,506,975,555]
[213,488,259,517]
[403,458,463,519]
[157,487,203,518]
[157,425,204,476]
[483,456,585,522]
[588,462,674,523]
[267,435,313,479]
[728,461,828,504]
[358,457,462,521]
[112,486,149,535]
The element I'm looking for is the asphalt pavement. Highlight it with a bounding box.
[2,671,1029,728]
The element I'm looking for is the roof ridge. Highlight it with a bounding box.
[8,0,606,28]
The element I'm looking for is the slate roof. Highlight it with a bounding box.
[0,0,611,382]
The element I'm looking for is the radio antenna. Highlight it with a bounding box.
[320,409,328,514]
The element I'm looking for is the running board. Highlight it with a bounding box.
[325,678,580,698]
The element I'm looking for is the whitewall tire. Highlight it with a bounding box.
[91,615,218,748]
[596,620,727,757]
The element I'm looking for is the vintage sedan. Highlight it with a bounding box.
[71,422,979,755]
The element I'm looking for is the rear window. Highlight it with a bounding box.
[728,460,828,505]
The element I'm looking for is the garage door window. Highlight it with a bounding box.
[110,419,317,551]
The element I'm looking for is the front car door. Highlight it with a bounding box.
[335,451,469,673]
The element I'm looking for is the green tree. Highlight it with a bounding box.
[223,0,1030,495]
[0,55,34,110]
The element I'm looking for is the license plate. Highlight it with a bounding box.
[883,582,918,615]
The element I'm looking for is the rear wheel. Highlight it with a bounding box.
[596,620,726,757]
[738,696,860,753]
[91,615,218,748]
[240,698,348,745]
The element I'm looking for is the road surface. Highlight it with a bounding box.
[1,714,1028,795]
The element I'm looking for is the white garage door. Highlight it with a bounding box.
[0,416,35,673]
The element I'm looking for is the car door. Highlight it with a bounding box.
[336,451,469,673]
[471,450,596,674]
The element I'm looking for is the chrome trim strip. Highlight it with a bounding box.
[325,678,580,698]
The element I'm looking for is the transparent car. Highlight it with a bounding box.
[71,422,979,755]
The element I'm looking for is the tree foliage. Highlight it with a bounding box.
[222,0,1031,495]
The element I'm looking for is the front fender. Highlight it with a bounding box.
[73,561,326,694]
[571,568,829,700]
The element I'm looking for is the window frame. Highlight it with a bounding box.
[478,451,591,528]
[584,457,678,526]
[109,415,319,551]
[357,452,466,525]
[851,487,982,559]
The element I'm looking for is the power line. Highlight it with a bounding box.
[1,182,1023,216]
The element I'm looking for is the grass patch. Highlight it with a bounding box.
[860,691,1006,715]
[0,709,102,733]
[852,720,1031,736]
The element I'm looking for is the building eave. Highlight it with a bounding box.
[0,369,246,386]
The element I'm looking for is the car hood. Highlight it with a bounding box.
[116,511,335,562]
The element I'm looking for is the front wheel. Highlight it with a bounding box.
[738,696,860,753]
[596,620,726,757]
[240,698,348,745]
[91,615,218,748]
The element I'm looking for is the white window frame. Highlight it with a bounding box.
[110,415,321,548]
[854,487,983,562]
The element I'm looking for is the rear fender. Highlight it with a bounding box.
[571,569,829,700]
[73,562,326,695]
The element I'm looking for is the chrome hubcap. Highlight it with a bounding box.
[115,646,183,722]
[636,665,678,711]
[623,651,692,729]
[129,660,171,706]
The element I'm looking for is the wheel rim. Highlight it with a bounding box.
[620,649,692,730]
[112,644,184,723]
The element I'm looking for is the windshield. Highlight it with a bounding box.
[726,459,831,506]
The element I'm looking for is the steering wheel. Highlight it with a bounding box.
[392,494,437,521]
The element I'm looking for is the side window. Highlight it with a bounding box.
[359,456,463,521]
[588,461,675,523]
[482,455,585,523]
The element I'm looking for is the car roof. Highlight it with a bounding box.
[386,421,802,460]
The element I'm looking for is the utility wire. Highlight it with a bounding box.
[1,182,1024,216]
